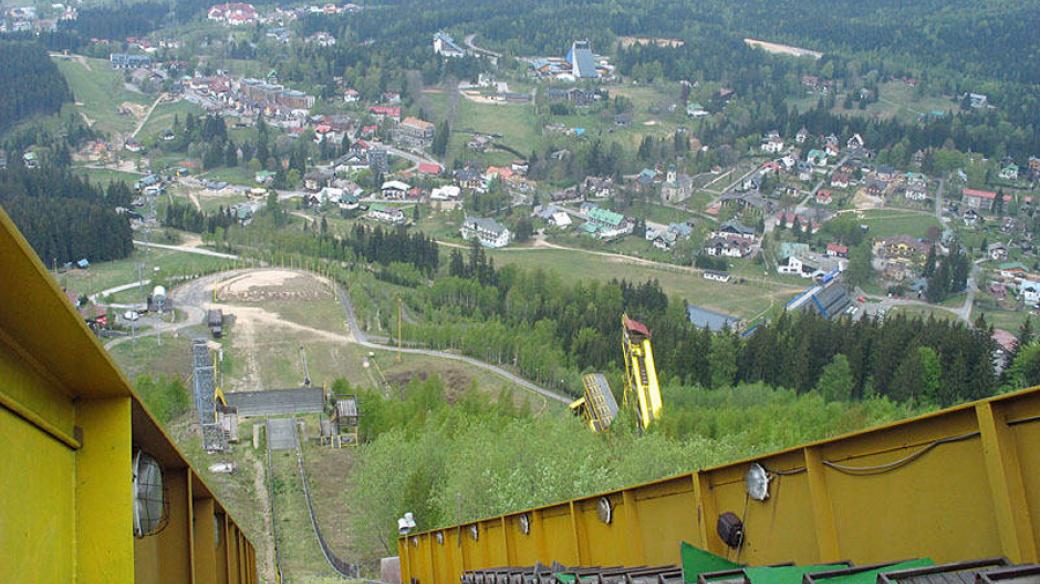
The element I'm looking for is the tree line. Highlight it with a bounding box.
[0,41,72,133]
[0,164,134,265]
[403,259,1001,407]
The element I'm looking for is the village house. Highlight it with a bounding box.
[397,117,436,147]
[988,242,1009,261]
[826,243,849,258]
[905,184,929,201]
[1022,281,1040,305]
[830,173,850,189]
[381,180,411,200]
[864,178,888,198]
[876,235,931,264]
[430,185,461,201]
[343,88,360,103]
[581,176,615,199]
[815,190,833,205]
[962,188,998,211]
[207,2,258,25]
[581,205,631,239]
[461,216,512,248]
[806,149,828,167]
[368,105,401,121]
[712,220,757,240]
[686,102,709,118]
[1000,164,1019,181]
[110,53,151,69]
[645,222,693,250]
[761,133,785,154]
[795,127,809,144]
[775,211,820,234]
[797,162,815,181]
[999,262,1029,281]
[703,270,731,283]
[704,237,752,258]
[367,204,406,225]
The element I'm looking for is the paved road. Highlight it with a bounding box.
[131,93,168,139]
[865,259,981,324]
[333,283,571,404]
[89,279,151,302]
[133,240,240,259]
[464,33,502,59]
[796,154,851,212]
[105,266,570,404]
[384,144,441,172]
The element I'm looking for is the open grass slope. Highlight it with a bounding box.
[53,55,151,137]
[54,248,237,297]
[487,246,799,318]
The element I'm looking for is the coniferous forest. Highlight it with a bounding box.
[0,42,72,132]
[0,165,134,266]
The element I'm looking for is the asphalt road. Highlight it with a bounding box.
[105,265,571,404]
[332,283,571,404]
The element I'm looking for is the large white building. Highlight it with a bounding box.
[433,32,465,58]
[461,216,512,248]
[568,41,599,79]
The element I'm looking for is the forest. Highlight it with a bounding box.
[407,247,1000,407]
[0,164,134,266]
[342,374,918,558]
[0,42,72,133]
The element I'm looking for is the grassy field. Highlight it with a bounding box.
[888,304,957,321]
[270,442,339,582]
[72,166,146,185]
[788,81,958,123]
[858,209,941,239]
[137,100,204,145]
[55,248,239,297]
[53,55,152,136]
[449,98,542,165]
[106,322,207,381]
[487,247,800,318]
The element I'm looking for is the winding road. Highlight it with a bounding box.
[331,282,570,404]
[109,264,570,404]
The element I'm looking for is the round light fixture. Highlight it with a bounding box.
[745,462,771,501]
[518,513,531,535]
[597,496,613,524]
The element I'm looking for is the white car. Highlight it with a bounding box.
[123,311,140,322]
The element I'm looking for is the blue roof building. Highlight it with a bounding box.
[687,305,741,331]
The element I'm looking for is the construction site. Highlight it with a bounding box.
[4,194,1040,584]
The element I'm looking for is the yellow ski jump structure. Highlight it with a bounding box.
[570,314,664,432]
[621,313,663,431]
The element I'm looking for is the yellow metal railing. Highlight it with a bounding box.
[399,386,1040,583]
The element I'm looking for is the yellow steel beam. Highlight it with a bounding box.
[400,386,1040,583]
[804,446,840,562]
[976,401,1038,563]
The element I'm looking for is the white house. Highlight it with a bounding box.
[367,204,406,225]
[430,185,461,200]
[760,135,785,154]
[703,270,731,283]
[549,211,572,228]
[1022,281,1040,305]
[381,180,411,199]
[461,216,512,248]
